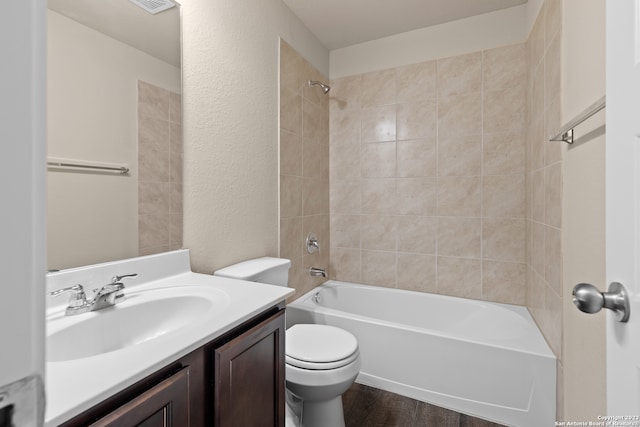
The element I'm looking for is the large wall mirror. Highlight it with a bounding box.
[47,0,182,270]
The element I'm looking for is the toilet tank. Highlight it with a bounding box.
[213,257,291,287]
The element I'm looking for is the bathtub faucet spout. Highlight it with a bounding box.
[309,267,327,277]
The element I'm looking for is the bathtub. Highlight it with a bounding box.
[286,281,556,427]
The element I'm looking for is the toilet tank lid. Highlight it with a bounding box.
[213,257,291,280]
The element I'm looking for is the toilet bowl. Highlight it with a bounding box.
[214,258,361,427]
[285,324,361,427]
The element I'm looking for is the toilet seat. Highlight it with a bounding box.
[286,324,359,370]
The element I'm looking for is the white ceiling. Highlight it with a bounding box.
[282,0,528,50]
[48,0,180,67]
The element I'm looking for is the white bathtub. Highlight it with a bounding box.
[286,281,556,427]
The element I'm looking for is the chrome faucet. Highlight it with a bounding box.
[48,273,137,316]
[309,267,327,278]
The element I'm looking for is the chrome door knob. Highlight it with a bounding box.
[572,282,630,322]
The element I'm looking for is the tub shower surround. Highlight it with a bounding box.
[329,44,527,306]
[279,40,331,298]
[138,80,183,256]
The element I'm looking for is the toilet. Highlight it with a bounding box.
[214,257,361,427]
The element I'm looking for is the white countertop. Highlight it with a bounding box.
[44,250,294,426]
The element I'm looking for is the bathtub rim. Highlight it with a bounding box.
[287,280,556,360]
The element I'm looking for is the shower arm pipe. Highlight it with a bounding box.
[308,80,331,94]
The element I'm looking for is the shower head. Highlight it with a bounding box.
[308,80,331,94]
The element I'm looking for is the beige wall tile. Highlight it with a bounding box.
[330,179,361,214]
[330,214,360,249]
[397,100,437,141]
[545,162,563,228]
[545,225,562,296]
[362,178,397,214]
[281,129,302,176]
[139,144,170,182]
[396,60,436,104]
[330,142,361,181]
[397,216,437,254]
[169,92,182,125]
[543,286,563,359]
[545,34,562,110]
[170,183,182,214]
[483,44,526,92]
[531,221,545,276]
[324,42,530,307]
[303,137,330,180]
[397,253,437,293]
[437,256,482,299]
[361,69,396,107]
[529,118,545,172]
[330,248,361,282]
[330,75,363,111]
[280,217,303,261]
[483,218,526,263]
[438,135,481,176]
[139,213,170,249]
[361,105,396,142]
[483,131,526,176]
[280,87,302,134]
[330,106,360,145]
[437,52,482,97]
[361,215,397,251]
[397,177,436,216]
[280,174,302,218]
[482,260,526,305]
[438,91,482,137]
[169,213,183,249]
[361,250,397,287]
[483,175,525,218]
[139,182,170,215]
[361,142,396,178]
[529,3,546,69]
[527,267,546,322]
[437,176,481,217]
[138,80,169,119]
[302,178,329,215]
[139,115,170,151]
[483,84,526,133]
[531,168,545,223]
[438,217,481,258]
[397,139,437,178]
[302,214,330,254]
[303,97,327,144]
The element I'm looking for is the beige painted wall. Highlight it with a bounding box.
[182,0,329,274]
[561,0,607,420]
[330,1,544,79]
[47,10,180,270]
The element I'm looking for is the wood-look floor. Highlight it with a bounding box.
[343,383,506,427]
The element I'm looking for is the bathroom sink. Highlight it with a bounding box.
[46,285,230,362]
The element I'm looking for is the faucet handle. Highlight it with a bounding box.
[112,273,138,283]
[48,284,87,307]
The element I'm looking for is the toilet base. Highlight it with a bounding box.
[301,396,345,427]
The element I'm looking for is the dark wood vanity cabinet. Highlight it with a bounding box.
[214,308,285,427]
[90,367,190,427]
[61,305,285,427]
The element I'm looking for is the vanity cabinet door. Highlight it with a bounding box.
[214,310,285,427]
[90,367,190,427]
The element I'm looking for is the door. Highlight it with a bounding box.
[606,0,640,414]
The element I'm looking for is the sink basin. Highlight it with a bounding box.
[47,285,230,362]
